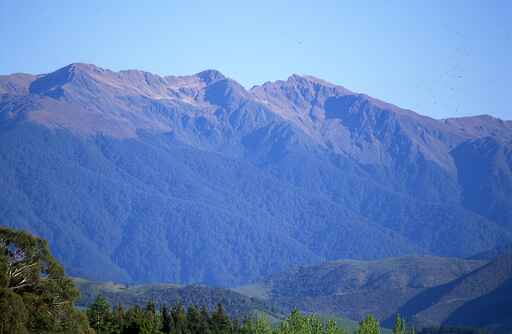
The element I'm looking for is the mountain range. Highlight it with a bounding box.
[0,63,511,286]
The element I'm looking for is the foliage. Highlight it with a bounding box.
[87,295,113,334]
[0,226,92,334]
[356,315,380,334]
[75,279,283,321]
[84,299,355,334]
[0,288,28,334]
[393,314,405,334]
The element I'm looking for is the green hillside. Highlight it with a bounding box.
[75,278,284,322]
[236,256,486,323]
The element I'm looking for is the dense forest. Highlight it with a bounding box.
[0,227,489,334]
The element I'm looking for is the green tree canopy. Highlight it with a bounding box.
[0,227,92,334]
[356,315,380,334]
[393,314,405,334]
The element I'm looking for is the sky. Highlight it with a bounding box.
[0,0,511,120]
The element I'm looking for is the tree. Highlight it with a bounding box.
[112,304,126,334]
[278,309,303,334]
[161,305,172,334]
[249,315,272,334]
[0,226,92,334]
[211,303,231,334]
[356,315,380,334]
[199,306,212,334]
[122,305,143,334]
[187,305,203,334]
[87,295,112,334]
[326,319,346,334]
[393,314,405,334]
[171,302,189,334]
[0,288,28,334]
[140,301,161,334]
[275,310,346,334]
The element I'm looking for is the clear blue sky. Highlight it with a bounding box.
[1,0,510,120]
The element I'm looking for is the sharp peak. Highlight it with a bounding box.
[287,73,335,85]
[60,63,102,73]
[67,62,97,68]
[255,73,349,91]
[195,69,226,84]
[39,63,106,81]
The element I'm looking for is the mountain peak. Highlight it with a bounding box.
[195,69,226,84]
[251,73,353,99]
[287,73,338,87]
[28,63,103,95]
[66,62,100,72]
[55,63,104,79]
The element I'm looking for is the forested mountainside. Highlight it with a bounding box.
[1,63,511,285]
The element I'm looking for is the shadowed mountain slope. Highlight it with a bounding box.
[236,257,486,323]
[236,255,512,332]
[400,255,512,332]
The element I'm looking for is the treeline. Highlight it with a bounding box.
[85,295,384,334]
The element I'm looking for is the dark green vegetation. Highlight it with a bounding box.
[83,295,394,334]
[75,279,380,333]
[235,256,512,333]
[1,63,511,286]
[75,279,283,321]
[0,226,92,334]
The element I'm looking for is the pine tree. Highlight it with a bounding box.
[326,319,346,334]
[199,306,212,334]
[252,315,272,334]
[86,295,112,334]
[123,305,143,334]
[141,300,160,334]
[356,315,380,334]
[171,302,188,334]
[211,304,231,334]
[187,305,203,334]
[393,314,405,334]
[111,304,125,334]
[161,305,172,334]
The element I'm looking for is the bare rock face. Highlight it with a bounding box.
[0,63,511,287]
